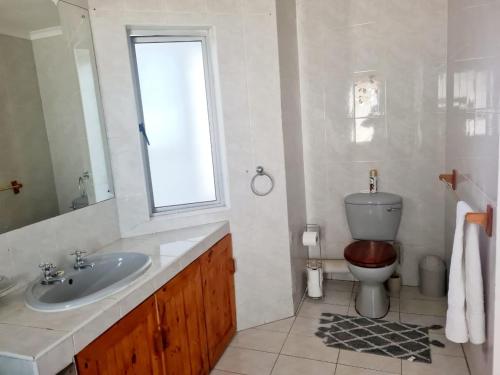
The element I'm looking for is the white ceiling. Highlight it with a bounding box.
[0,0,60,40]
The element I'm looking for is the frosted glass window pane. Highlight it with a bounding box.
[135,41,216,208]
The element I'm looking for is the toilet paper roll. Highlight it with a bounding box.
[302,231,319,246]
[307,266,323,298]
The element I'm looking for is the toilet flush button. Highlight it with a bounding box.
[386,207,401,212]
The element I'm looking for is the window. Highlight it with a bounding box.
[130,32,224,213]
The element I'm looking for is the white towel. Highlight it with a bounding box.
[445,201,486,344]
[446,201,469,343]
[464,218,485,344]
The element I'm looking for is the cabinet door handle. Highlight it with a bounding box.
[153,330,163,355]
[161,327,170,350]
[229,258,236,274]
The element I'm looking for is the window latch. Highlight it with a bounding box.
[139,123,150,145]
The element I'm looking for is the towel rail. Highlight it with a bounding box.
[439,169,457,190]
[466,205,493,237]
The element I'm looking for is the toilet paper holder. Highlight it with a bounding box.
[305,224,322,261]
[305,224,320,236]
[305,224,323,299]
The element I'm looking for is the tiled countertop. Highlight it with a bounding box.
[0,221,230,375]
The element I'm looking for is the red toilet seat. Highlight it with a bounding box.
[344,240,397,268]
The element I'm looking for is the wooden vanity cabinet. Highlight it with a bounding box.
[156,260,209,375]
[75,295,165,375]
[200,235,237,368]
[75,234,235,375]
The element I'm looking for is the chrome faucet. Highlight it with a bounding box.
[71,250,94,270]
[39,263,65,285]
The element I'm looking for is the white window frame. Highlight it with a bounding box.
[129,28,225,215]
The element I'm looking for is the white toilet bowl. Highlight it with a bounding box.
[347,261,396,318]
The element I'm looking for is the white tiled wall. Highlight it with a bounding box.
[446,2,500,374]
[87,0,298,329]
[276,0,308,312]
[296,0,448,285]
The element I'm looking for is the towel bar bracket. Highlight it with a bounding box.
[466,205,493,237]
[0,180,23,194]
[439,169,457,190]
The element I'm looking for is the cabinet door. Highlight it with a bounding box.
[75,295,164,375]
[200,234,236,368]
[156,260,210,375]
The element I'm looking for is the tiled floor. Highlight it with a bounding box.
[213,280,470,375]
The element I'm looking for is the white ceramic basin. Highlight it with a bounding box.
[25,252,151,312]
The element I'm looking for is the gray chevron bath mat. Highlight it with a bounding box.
[315,313,444,363]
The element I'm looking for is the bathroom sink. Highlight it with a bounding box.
[25,252,151,312]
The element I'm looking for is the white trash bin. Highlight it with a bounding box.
[419,255,446,297]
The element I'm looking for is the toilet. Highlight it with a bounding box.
[343,192,402,318]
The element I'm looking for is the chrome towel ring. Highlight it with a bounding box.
[251,166,274,196]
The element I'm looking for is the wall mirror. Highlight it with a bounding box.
[0,0,114,234]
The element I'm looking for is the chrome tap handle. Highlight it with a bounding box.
[70,250,87,257]
[70,250,94,270]
[70,250,87,263]
[39,263,65,285]
[39,263,56,278]
[39,263,56,271]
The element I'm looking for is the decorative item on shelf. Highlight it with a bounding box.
[0,180,23,194]
[71,174,90,210]
[466,204,493,237]
[369,169,378,193]
[439,169,457,190]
